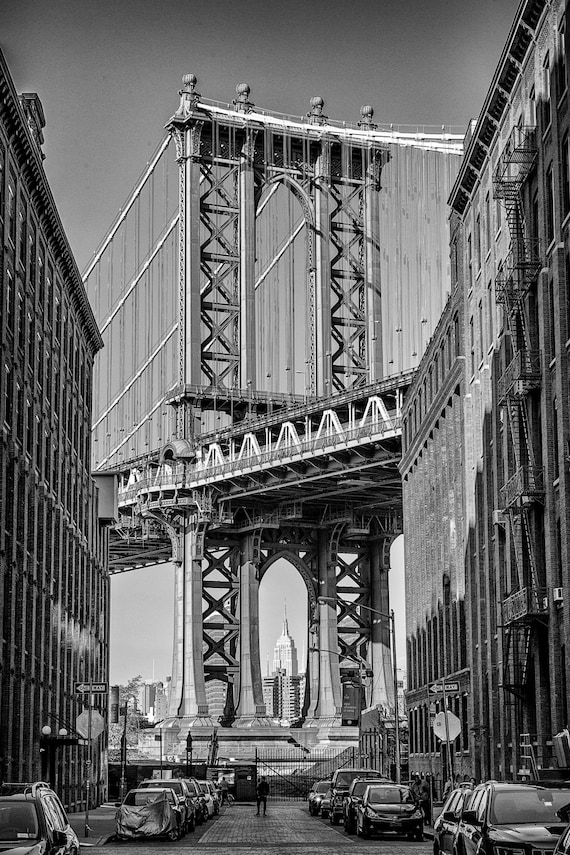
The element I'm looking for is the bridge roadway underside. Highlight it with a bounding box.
[104,388,405,751]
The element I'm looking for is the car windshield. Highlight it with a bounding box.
[0,801,39,839]
[198,784,208,794]
[490,788,570,825]
[336,771,383,788]
[124,790,170,806]
[141,781,181,795]
[352,781,373,797]
[368,786,413,805]
[315,782,329,793]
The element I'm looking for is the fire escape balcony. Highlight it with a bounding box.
[493,125,538,197]
[495,245,541,306]
[498,350,541,402]
[499,465,545,510]
[502,585,548,625]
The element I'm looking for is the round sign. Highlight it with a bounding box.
[432,710,461,742]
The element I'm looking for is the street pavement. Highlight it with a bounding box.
[70,801,435,852]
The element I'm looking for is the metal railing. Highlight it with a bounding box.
[498,350,541,401]
[503,586,548,623]
[499,465,545,510]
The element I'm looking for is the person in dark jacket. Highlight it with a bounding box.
[256,776,269,815]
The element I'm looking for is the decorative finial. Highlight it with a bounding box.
[358,105,377,130]
[175,73,201,117]
[233,83,254,113]
[307,95,327,125]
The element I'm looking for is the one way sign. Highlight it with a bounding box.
[74,682,108,694]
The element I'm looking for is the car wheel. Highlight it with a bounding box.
[416,828,424,842]
[330,812,338,825]
[321,809,328,819]
[188,813,195,832]
[167,828,179,841]
[345,818,355,835]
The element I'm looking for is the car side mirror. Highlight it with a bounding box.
[115,801,122,807]
[461,809,479,825]
[52,830,67,846]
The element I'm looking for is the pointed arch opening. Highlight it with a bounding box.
[258,554,310,725]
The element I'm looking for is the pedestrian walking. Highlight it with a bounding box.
[420,774,432,825]
[219,776,229,806]
[256,776,269,816]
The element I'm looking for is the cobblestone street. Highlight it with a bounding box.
[96,802,432,854]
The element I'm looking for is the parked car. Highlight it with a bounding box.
[0,781,81,853]
[356,782,424,840]
[116,787,183,841]
[137,778,195,832]
[433,786,475,855]
[181,778,209,824]
[455,781,570,855]
[320,788,332,819]
[343,777,391,834]
[328,767,387,825]
[308,780,331,816]
[196,780,217,817]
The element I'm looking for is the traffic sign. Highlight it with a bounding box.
[76,710,105,740]
[432,710,461,741]
[74,682,108,694]
[430,681,459,693]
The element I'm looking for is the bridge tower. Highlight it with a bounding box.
[85,76,463,753]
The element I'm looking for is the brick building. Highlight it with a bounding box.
[0,49,110,805]
[402,0,570,782]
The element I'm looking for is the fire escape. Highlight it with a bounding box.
[492,125,547,701]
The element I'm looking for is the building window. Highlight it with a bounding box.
[7,169,16,245]
[557,18,567,99]
[485,193,491,253]
[468,233,473,290]
[18,197,27,270]
[543,53,552,129]
[469,315,475,376]
[546,164,555,245]
[529,85,537,126]
[563,135,570,217]
[475,214,481,271]
[487,280,494,344]
[478,299,484,361]
[553,397,560,479]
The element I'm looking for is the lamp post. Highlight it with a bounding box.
[186,733,193,777]
[317,597,401,783]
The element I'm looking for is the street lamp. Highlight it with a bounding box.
[317,596,401,783]
[39,725,77,791]
[186,733,193,777]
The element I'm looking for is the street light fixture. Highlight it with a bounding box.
[317,596,401,783]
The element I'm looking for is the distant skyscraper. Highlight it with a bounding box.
[263,607,304,724]
[272,607,298,676]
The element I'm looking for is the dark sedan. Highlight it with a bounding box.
[308,780,330,816]
[356,783,424,840]
[344,777,392,834]
[433,785,474,855]
[455,781,570,855]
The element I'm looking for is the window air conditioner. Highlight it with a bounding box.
[553,587,564,603]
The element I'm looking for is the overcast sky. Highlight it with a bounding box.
[4,0,518,686]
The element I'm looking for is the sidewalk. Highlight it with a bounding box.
[68,802,118,846]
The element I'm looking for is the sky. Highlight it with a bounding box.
[3,0,518,686]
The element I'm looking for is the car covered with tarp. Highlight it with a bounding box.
[115,787,183,840]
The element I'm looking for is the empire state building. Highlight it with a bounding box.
[272,607,299,676]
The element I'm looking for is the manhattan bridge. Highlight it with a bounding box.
[84,75,463,754]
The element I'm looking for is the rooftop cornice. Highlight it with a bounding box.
[0,49,103,354]
[449,0,546,215]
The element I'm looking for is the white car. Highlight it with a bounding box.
[196,780,218,817]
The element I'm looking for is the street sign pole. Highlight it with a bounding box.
[85,687,92,838]
[441,682,454,788]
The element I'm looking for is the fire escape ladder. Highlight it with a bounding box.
[520,732,539,779]
[508,512,526,589]
[493,126,540,309]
